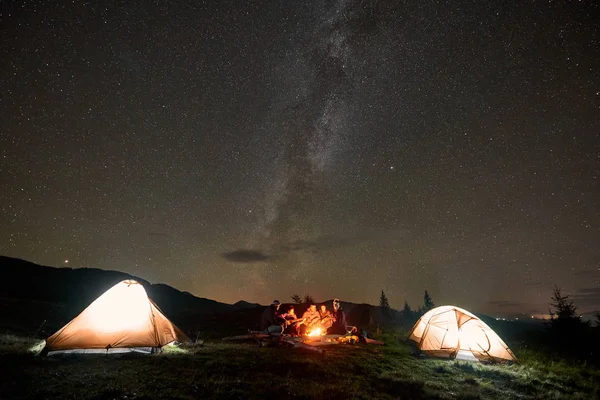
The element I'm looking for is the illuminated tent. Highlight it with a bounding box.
[408,305,517,362]
[44,280,189,354]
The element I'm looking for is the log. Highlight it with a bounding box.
[222,334,270,341]
[320,334,343,340]
[297,340,340,347]
[282,339,323,353]
[363,338,385,345]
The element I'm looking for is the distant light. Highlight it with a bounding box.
[390,166,394,170]
[64,259,69,264]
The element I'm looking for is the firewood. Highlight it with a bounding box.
[282,339,323,353]
[222,334,270,341]
[363,338,385,345]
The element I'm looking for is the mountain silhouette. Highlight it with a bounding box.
[0,256,260,336]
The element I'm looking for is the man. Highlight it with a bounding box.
[319,304,333,330]
[279,304,296,321]
[327,298,348,335]
[280,305,302,335]
[260,300,286,334]
[299,303,321,335]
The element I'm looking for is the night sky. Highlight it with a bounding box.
[1,0,599,316]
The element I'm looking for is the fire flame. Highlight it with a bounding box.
[307,327,322,337]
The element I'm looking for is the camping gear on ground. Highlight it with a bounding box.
[408,305,517,363]
[43,280,189,355]
[222,329,384,349]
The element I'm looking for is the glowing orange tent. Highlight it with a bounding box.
[44,280,189,354]
[408,305,517,362]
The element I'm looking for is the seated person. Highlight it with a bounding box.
[318,304,333,330]
[327,298,348,335]
[279,305,297,321]
[279,305,302,335]
[299,303,321,335]
[260,300,286,334]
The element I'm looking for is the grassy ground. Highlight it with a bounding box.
[1,331,599,400]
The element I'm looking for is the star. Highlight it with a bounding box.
[0,0,597,316]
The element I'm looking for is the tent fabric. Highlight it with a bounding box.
[47,347,154,355]
[45,280,189,351]
[408,305,517,362]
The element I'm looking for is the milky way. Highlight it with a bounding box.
[251,0,357,274]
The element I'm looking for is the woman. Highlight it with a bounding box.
[327,298,348,335]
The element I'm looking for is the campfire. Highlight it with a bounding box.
[306,327,323,337]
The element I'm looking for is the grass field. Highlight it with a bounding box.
[1,331,599,400]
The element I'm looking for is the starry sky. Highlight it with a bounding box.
[1,0,599,316]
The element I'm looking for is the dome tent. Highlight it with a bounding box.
[408,305,517,363]
[44,280,189,354]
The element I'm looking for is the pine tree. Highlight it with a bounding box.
[303,294,315,304]
[544,286,594,359]
[549,286,578,321]
[424,290,435,311]
[403,301,411,314]
[291,294,302,304]
[595,313,600,328]
[547,286,585,340]
[379,290,390,309]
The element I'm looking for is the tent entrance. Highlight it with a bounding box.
[455,349,479,362]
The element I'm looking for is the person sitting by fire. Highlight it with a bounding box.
[299,303,321,335]
[318,304,333,330]
[280,305,303,336]
[327,298,348,335]
[260,300,287,334]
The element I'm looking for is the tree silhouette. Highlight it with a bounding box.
[379,290,390,309]
[303,294,315,304]
[549,286,578,321]
[403,301,411,314]
[291,294,302,304]
[424,290,435,311]
[547,286,586,343]
[379,290,391,319]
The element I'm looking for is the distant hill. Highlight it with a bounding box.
[581,310,600,325]
[0,256,260,335]
[0,256,528,340]
[0,256,405,337]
